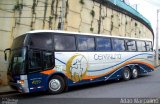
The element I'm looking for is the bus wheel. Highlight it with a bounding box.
[122,67,131,81]
[131,66,139,79]
[48,75,65,94]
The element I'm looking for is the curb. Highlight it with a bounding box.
[0,90,18,95]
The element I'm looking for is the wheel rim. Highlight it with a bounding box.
[124,70,130,79]
[132,68,138,78]
[49,79,61,91]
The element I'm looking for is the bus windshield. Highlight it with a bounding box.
[11,34,27,49]
[8,48,26,75]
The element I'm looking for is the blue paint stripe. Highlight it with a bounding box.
[55,58,66,65]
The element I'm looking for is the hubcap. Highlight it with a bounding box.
[132,69,138,78]
[124,70,130,79]
[49,79,61,91]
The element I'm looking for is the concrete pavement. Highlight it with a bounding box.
[0,85,17,95]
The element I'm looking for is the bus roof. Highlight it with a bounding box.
[26,30,153,41]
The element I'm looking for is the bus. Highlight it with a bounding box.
[4,30,156,94]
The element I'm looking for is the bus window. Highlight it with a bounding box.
[77,36,95,51]
[125,40,136,52]
[29,50,42,73]
[136,41,146,52]
[54,35,76,51]
[146,41,153,52]
[43,52,54,69]
[112,38,125,51]
[29,33,53,50]
[96,37,111,51]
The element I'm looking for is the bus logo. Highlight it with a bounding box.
[66,54,88,82]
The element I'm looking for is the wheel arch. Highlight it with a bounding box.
[126,64,140,71]
[132,64,141,74]
[47,72,68,89]
[123,65,132,71]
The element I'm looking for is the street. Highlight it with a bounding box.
[1,67,160,104]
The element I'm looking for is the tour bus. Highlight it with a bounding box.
[4,30,155,94]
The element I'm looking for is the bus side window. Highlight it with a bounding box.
[29,33,53,50]
[77,36,95,51]
[146,41,153,52]
[112,38,125,51]
[125,40,136,52]
[29,50,42,73]
[43,52,54,69]
[96,37,112,51]
[54,35,76,51]
[136,41,146,52]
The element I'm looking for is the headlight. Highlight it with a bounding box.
[17,80,25,85]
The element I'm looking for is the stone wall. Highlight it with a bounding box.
[0,0,153,85]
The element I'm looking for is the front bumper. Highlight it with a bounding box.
[8,81,29,93]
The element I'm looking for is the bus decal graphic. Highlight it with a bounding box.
[88,53,154,72]
[55,53,154,73]
[83,60,155,80]
[66,54,89,82]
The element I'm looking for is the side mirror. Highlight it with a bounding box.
[4,48,11,61]
[4,52,7,61]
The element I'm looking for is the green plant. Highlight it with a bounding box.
[55,14,58,19]
[49,16,53,20]
[79,0,85,5]
[111,15,114,18]
[90,10,95,17]
[135,22,137,27]
[102,16,105,20]
[13,3,23,11]
[126,21,128,25]
[58,22,61,29]
[65,0,69,18]
[90,27,94,32]
[111,22,113,31]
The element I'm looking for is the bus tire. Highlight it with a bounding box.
[48,75,65,94]
[122,67,131,81]
[131,66,139,79]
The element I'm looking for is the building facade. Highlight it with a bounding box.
[0,0,154,85]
